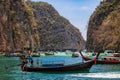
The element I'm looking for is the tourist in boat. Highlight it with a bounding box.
[25,50,34,66]
[20,55,28,66]
[22,56,28,64]
[28,54,34,66]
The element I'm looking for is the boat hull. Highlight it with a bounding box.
[82,52,120,64]
[97,61,120,64]
[96,56,120,64]
[97,59,120,64]
[21,60,94,72]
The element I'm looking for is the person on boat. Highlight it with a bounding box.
[20,55,28,68]
[28,54,33,66]
[22,56,28,64]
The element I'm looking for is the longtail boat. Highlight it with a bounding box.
[97,56,120,64]
[81,50,120,64]
[96,50,120,64]
[21,60,94,72]
[20,52,95,72]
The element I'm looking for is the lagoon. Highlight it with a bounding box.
[0,56,120,80]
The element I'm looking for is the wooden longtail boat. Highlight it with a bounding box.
[20,50,99,72]
[80,51,120,64]
[21,59,94,72]
[97,56,120,64]
[96,51,120,64]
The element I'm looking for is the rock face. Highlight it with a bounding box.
[0,0,40,52]
[31,2,85,50]
[86,0,120,51]
[0,0,85,52]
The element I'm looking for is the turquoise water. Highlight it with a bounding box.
[0,56,120,80]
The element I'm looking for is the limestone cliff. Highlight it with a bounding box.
[0,0,85,52]
[0,0,40,52]
[86,0,120,51]
[31,2,85,50]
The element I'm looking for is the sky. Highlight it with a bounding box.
[32,0,102,40]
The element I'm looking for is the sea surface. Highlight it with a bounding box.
[0,56,120,80]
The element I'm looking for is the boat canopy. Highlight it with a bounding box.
[40,59,65,67]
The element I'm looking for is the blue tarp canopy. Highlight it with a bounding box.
[40,58,65,67]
